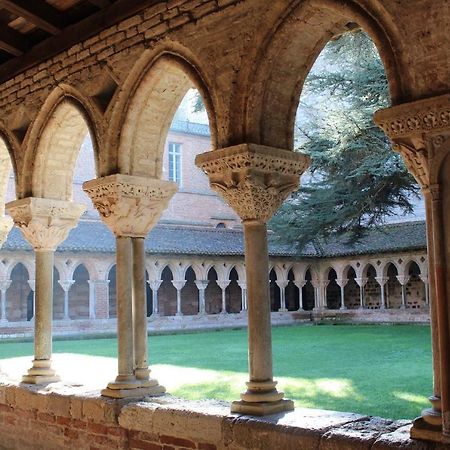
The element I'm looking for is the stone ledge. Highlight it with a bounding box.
[0,374,439,449]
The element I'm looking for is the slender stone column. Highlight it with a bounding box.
[355,277,367,309]
[196,143,309,415]
[28,280,35,322]
[6,197,85,384]
[58,280,74,320]
[375,97,450,441]
[336,279,348,310]
[420,275,430,305]
[195,280,208,315]
[237,281,247,312]
[310,279,320,310]
[396,275,409,309]
[172,280,186,316]
[375,277,388,309]
[217,280,230,314]
[275,280,288,311]
[294,281,306,311]
[148,280,162,316]
[0,280,11,323]
[83,174,176,398]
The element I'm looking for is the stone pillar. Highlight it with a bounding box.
[148,280,162,316]
[28,280,35,321]
[6,197,85,384]
[83,174,176,398]
[275,280,288,311]
[310,279,319,310]
[396,275,410,309]
[375,96,450,441]
[196,143,309,415]
[0,280,11,323]
[217,280,230,314]
[336,279,348,310]
[420,275,430,305]
[195,280,208,315]
[172,280,186,316]
[237,281,247,312]
[355,277,368,309]
[375,277,388,309]
[294,281,306,311]
[58,280,74,320]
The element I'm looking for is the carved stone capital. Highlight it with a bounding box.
[195,144,310,223]
[58,280,75,292]
[6,197,86,251]
[83,174,177,238]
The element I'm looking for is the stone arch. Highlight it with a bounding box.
[181,266,198,315]
[22,85,100,200]
[269,268,280,312]
[0,132,16,215]
[302,268,315,311]
[286,268,299,311]
[7,262,32,322]
[364,264,381,309]
[325,267,340,310]
[69,264,90,319]
[110,50,217,178]
[108,264,117,318]
[159,265,177,316]
[226,267,241,313]
[386,262,402,309]
[205,266,221,314]
[245,0,407,150]
[344,266,360,309]
[405,260,426,309]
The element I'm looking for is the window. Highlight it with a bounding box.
[168,142,182,185]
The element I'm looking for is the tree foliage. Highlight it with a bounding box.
[270,31,419,248]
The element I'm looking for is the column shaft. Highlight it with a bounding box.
[152,289,159,315]
[0,289,6,322]
[63,288,70,320]
[115,236,135,382]
[340,286,345,310]
[132,238,149,380]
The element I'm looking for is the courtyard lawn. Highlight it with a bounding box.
[0,324,431,420]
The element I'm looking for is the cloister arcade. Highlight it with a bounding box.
[0,0,447,447]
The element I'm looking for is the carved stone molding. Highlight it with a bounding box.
[83,174,177,238]
[374,94,450,140]
[195,144,310,223]
[392,142,430,190]
[6,197,86,251]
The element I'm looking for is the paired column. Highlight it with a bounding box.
[148,280,162,316]
[217,280,230,314]
[58,280,74,320]
[6,197,85,384]
[0,280,11,323]
[237,281,247,312]
[195,280,208,315]
[196,143,309,415]
[336,279,348,310]
[172,280,186,316]
[375,96,450,442]
[375,277,388,309]
[396,275,410,309]
[355,277,367,309]
[275,280,288,311]
[83,174,177,398]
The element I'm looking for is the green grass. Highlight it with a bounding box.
[0,324,432,419]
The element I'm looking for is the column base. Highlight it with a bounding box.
[340,306,347,311]
[278,308,288,312]
[231,398,294,416]
[410,416,442,442]
[22,359,60,384]
[102,377,165,399]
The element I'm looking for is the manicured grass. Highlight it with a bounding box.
[0,324,432,419]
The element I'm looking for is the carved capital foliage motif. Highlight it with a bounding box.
[83,174,178,238]
[374,95,450,190]
[195,144,310,223]
[6,197,86,251]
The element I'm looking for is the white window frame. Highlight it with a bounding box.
[168,142,182,186]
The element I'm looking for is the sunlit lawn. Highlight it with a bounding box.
[0,324,431,420]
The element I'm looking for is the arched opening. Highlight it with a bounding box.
[108,265,117,318]
[344,267,359,309]
[0,136,15,217]
[53,267,64,320]
[386,263,402,309]
[205,267,221,314]
[181,266,198,315]
[364,265,381,309]
[406,261,425,309]
[7,263,31,322]
[302,269,315,311]
[269,269,280,312]
[286,268,299,311]
[226,267,241,313]
[159,266,177,316]
[70,264,90,319]
[326,269,340,310]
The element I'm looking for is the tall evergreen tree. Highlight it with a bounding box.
[270,31,419,248]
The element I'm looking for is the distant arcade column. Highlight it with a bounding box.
[196,143,309,415]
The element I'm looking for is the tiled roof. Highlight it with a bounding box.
[2,220,427,258]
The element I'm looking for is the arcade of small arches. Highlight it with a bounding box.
[0,252,429,327]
